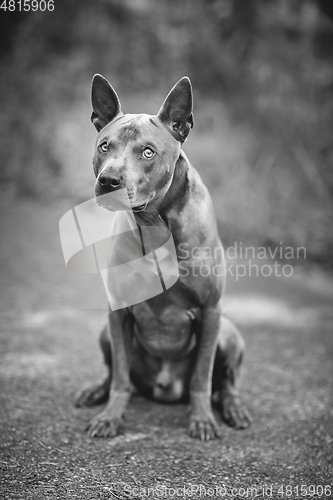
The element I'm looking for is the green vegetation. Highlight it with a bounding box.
[0,0,332,260]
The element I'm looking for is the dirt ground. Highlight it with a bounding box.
[0,198,332,500]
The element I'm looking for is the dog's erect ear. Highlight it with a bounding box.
[157,77,194,143]
[91,74,122,132]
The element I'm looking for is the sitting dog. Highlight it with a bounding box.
[75,75,251,440]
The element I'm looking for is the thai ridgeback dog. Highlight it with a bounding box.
[75,74,251,440]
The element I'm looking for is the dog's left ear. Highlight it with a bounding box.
[157,77,194,142]
[91,74,122,132]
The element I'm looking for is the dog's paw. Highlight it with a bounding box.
[221,396,252,430]
[75,378,111,408]
[189,416,220,441]
[86,412,124,438]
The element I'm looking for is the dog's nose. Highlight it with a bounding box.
[98,172,123,191]
[155,371,171,390]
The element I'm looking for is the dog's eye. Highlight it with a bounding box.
[99,142,108,153]
[142,147,155,159]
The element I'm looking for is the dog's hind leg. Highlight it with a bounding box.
[212,316,252,429]
[75,325,112,407]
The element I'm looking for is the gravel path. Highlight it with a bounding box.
[0,199,332,499]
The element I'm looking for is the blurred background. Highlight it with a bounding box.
[1,3,333,491]
[0,0,333,262]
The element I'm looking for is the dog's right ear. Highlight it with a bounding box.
[91,74,122,132]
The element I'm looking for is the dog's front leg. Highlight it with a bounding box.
[189,302,222,441]
[87,310,133,438]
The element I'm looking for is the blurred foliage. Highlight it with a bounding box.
[0,0,332,260]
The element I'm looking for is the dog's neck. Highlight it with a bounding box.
[134,151,190,232]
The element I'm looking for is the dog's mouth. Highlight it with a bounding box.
[94,186,156,213]
[131,192,156,212]
[132,201,148,212]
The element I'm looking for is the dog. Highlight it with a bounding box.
[75,74,251,440]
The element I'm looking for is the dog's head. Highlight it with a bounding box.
[91,74,194,212]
